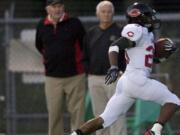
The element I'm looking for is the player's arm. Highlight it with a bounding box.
[109,23,142,66]
[105,24,142,85]
[109,37,134,66]
[105,37,134,85]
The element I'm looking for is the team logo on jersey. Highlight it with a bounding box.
[127,31,134,37]
[127,8,141,17]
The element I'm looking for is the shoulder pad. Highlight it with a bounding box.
[121,24,143,41]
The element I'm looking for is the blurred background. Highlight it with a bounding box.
[0,0,180,135]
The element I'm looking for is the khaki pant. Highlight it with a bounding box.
[45,74,86,135]
[88,75,127,135]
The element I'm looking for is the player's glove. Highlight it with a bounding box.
[164,38,177,53]
[105,66,120,85]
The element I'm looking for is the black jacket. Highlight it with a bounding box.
[35,15,85,77]
[83,23,126,75]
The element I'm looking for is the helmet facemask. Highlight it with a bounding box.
[142,10,161,30]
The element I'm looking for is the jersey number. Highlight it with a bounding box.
[145,46,154,68]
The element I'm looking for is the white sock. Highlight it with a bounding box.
[71,132,78,135]
[151,123,163,135]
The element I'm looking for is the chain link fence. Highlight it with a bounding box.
[0,9,180,135]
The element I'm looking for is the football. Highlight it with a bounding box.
[154,38,175,58]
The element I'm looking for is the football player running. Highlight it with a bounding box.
[70,2,180,135]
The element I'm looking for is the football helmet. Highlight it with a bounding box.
[126,2,161,31]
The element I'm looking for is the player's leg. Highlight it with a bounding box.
[141,79,180,135]
[145,103,179,135]
[106,82,127,135]
[158,102,179,123]
[72,93,135,135]
[71,77,135,135]
[88,75,127,135]
[88,75,111,135]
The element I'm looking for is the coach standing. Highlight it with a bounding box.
[35,0,86,135]
[83,1,127,135]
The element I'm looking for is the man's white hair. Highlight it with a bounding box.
[96,0,114,14]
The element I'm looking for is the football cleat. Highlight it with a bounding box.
[144,129,155,135]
